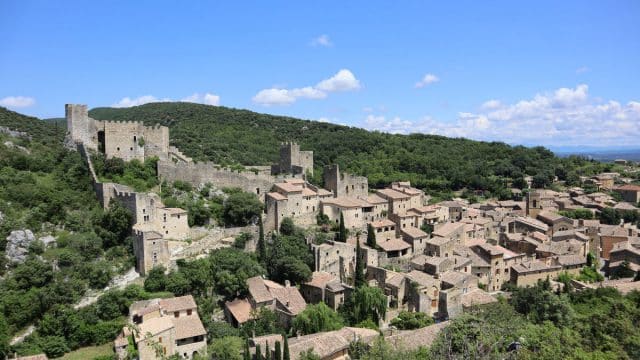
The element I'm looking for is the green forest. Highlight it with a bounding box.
[89,102,616,198]
[0,107,141,358]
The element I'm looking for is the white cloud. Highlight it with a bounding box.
[481,99,501,109]
[552,84,588,107]
[361,84,640,147]
[365,114,413,134]
[415,73,439,88]
[290,87,327,99]
[311,34,333,47]
[252,89,297,106]
[114,92,221,108]
[113,95,169,108]
[253,69,361,106]
[181,93,221,106]
[318,116,340,123]
[0,96,36,108]
[576,66,590,74]
[203,93,220,106]
[316,69,361,92]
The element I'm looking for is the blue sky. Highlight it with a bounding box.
[1,1,639,149]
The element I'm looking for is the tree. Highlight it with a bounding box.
[621,209,639,224]
[586,252,596,267]
[532,173,552,189]
[283,335,290,360]
[274,341,282,360]
[512,177,528,190]
[366,223,376,248]
[243,338,251,360]
[39,336,70,358]
[510,281,574,326]
[207,321,240,341]
[223,191,263,226]
[209,248,265,299]
[270,256,312,285]
[280,217,295,236]
[292,303,344,335]
[255,344,263,360]
[267,232,313,285]
[600,208,621,225]
[258,216,267,262]
[233,232,253,250]
[265,342,271,360]
[209,336,244,360]
[99,200,133,248]
[144,266,167,292]
[316,210,330,226]
[354,240,365,288]
[341,286,387,325]
[390,311,434,330]
[240,308,278,338]
[298,349,321,360]
[360,337,395,360]
[337,213,347,242]
[0,314,10,359]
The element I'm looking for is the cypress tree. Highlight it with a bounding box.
[338,212,347,242]
[366,223,376,248]
[256,344,263,360]
[274,341,282,360]
[283,335,290,360]
[265,342,271,360]
[355,239,365,288]
[244,338,251,360]
[258,216,267,262]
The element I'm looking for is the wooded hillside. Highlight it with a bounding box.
[89,102,609,197]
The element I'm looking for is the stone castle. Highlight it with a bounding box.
[66,104,326,275]
[67,103,436,277]
[66,104,193,163]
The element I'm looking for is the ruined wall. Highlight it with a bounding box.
[104,121,145,161]
[172,225,259,260]
[274,143,314,176]
[111,188,140,223]
[323,164,368,199]
[295,150,314,176]
[66,104,171,162]
[158,160,283,197]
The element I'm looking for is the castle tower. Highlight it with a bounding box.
[279,142,298,174]
[276,142,314,177]
[65,104,91,146]
[323,164,368,199]
[526,190,542,218]
[323,164,341,197]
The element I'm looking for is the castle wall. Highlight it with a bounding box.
[323,165,368,199]
[158,160,281,197]
[66,103,171,162]
[143,125,170,159]
[104,122,145,161]
[298,151,313,176]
